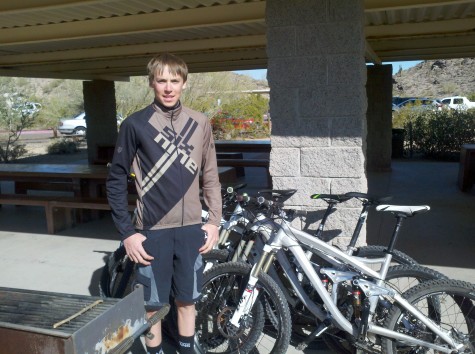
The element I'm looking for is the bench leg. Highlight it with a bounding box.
[46,206,73,234]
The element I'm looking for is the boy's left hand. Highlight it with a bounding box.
[199,224,219,254]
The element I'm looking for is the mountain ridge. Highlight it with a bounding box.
[392,58,475,99]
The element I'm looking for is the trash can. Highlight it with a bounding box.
[392,128,405,158]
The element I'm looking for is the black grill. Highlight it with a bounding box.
[0,286,147,354]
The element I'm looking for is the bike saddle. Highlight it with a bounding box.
[310,193,352,203]
[345,192,393,204]
[376,204,430,217]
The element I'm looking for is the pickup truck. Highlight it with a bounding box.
[440,96,475,110]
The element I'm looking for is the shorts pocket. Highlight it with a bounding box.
[134,269,152,301]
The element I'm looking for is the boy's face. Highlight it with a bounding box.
[150,65,187,108]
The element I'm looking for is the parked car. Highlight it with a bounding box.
[58,112,87,135]
[440,96,475,110]
[393,98,446,112]
[58,112,123,135]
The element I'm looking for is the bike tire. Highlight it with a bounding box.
[196,261,292,354]
[322,264,447,354]
[203,248,230,271]
[385,264,448,294]
[354,245,417,266]
[382,279,475,354]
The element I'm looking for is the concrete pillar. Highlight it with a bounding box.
[266,0,367,246]
[83,80,118,164]
[366,65,393,172]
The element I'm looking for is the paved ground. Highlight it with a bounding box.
[0,155,474,353]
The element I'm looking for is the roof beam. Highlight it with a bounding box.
[0,35,266,66]
[366,18,475,38]
[365,0,474,12]
[365,40,382,64]
[0,0,108,13]
[0,2,265,46]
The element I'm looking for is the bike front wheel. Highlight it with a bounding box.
[383,279,475,354]
[195,261,292,354]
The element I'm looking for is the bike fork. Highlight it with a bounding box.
[230,246,275,328]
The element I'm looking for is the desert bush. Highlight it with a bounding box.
[0,144,28,162]
[47,139,80,154]
[402,109,475,159]
[0,89,37,162]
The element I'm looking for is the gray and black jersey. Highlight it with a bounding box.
[106,100,222,240]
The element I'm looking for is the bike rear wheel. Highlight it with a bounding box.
[99,245,135,298]
[196,262,292,354]
[354,245,417,266]
[383,279,475,354]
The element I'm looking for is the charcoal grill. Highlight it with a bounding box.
[0,286,152,354]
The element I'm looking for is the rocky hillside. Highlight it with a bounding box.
[392,58,475,99]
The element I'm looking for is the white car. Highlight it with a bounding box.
[58,112,124,135]
[393,98,445,112]
[440,96,475,110]
[58,112,87,135]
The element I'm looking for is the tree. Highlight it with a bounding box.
[116,76,153,118]
[0,90,38,162]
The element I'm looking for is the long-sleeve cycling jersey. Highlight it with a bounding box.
[106,100,222,240]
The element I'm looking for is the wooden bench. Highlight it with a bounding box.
[0,194,136,234]
[49,197,136,234]
[0,194,58,234]
[458,144,475,192]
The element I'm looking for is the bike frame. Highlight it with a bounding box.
[232,215,462,353]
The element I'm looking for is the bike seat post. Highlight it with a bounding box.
[387,215,405,253]
[315,201,336,238]
[346,201,370,254]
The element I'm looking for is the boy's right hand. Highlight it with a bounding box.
[123,233,154,265]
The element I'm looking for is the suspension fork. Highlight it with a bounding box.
[230,244,276,327]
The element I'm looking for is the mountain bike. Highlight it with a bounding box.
[195,193,472,354]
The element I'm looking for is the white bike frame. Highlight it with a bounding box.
[231,213,463,353]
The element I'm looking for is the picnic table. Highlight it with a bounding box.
[0,163,136,233]
[0,163,109,197]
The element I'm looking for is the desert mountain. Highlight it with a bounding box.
[392,58,475,99]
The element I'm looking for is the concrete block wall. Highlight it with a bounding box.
[266,0,368,245]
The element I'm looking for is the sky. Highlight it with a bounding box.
[234,60,423,80]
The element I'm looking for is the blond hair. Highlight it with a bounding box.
[147,53,188,83]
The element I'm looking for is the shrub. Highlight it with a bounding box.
[402,109,475,160]
[47,139,80,154]
[0,144,27,162]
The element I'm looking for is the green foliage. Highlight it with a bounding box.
[47,139,80,154]
[116,77,153,118]
[210,94,270,140]
[219,94,268,124]
[402,109,475,159]
[34,80,83,129]
[467,93,475,102]
[0,144,27,162]
[0,87,38,161]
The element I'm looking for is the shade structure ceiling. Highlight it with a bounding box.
[0,0,474,80]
